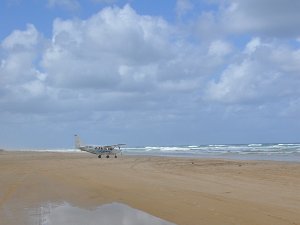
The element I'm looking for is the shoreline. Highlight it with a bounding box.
[2,149,300,163]
[1,151,300,225]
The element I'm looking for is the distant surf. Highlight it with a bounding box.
[123,143,300,162]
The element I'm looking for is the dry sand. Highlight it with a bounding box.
[0,151,299,225]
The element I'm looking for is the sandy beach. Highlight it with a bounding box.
[0,151,299,225]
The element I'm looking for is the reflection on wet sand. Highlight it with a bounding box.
[29,202,176,225]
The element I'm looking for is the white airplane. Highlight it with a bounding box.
[74,135,125,158]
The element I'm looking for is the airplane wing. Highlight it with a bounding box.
[100,144,126,150]
[103,144,126,147]
[113,144,126,149]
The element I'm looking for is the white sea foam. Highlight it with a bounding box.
[123,143,300,162]
[248,144,262,147]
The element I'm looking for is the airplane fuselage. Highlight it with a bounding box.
[79,146,121,156]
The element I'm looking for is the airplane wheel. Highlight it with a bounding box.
[98,155,101,158]
[115,155,117,158]
[106,155,109,158]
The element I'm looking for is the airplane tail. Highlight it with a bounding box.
[74,135,82,149]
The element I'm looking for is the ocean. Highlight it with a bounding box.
[122,143,300,162]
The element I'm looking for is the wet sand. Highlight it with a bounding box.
[0,151,299,225]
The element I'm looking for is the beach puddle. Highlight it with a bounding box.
[28,202,176,225]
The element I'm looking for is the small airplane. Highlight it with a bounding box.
[74,134,125,158]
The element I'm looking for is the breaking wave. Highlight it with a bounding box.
[123,143,300,162]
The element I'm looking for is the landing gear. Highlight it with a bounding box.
[98,154,118,159]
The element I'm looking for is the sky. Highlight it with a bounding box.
[1,0,300,148]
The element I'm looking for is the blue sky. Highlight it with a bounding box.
[1,0,300,148]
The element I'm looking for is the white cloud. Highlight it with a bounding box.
[195,0,300,38]
[1,5,213,116]
[43,5,164,89]
[244,37,261,54]
[223,0,300,36]
[1,4,300,136]
[0,23,52,116]
[41,4,206,96]
[205,39,300,104]
[176,0,193,18]
[1,24,40,50]
[0,24,45,86]
[208,40,232,57]
[205,59,270,103]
